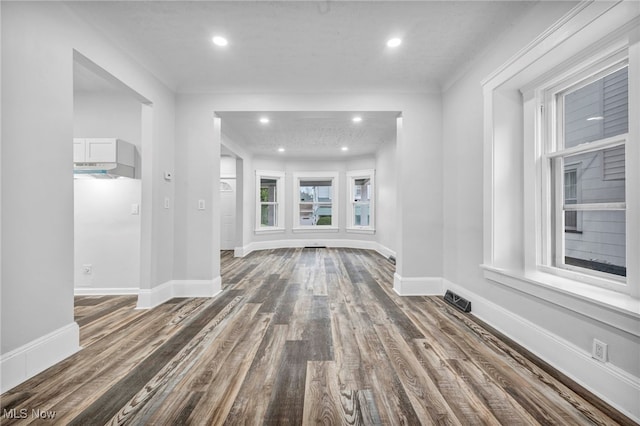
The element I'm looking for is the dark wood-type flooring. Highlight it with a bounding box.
[1,248,635,425]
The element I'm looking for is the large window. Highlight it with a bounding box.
[544,61,629,283]
[346,170,375,232]
[255,171,285,232]
[293,172,338,230]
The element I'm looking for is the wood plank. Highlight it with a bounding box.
[263,340,309,425]
[1,248,633,426]
[67,290,243,425]
[223,324,289,424]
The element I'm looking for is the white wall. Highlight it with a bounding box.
[248,156,377,246]
[74,92,142,292]
[175,93,441,288]
[442,1,639,419]
[74,180,141,291]
[376,139,397,255]
[1,1,176,392]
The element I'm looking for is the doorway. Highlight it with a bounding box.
[72,54,145,296]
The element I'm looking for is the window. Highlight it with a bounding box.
[481,2,638,340]
[563,165,579,232]
[347,170,375,232]
[293,172,338,230]
[255,171,285,232]
[544,62,628,281]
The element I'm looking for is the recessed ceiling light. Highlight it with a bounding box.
[212,36,228,47]
[278,147,285,152]
[341,146,349,151]
[386,38,402,48]
[260,117,270,124]
[352,116,362,123]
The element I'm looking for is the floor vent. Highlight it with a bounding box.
[444,290,471,313]
[388,256,396,265]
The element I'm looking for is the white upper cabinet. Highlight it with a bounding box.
[73,138,135,166]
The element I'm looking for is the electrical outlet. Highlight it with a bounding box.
[82,264,93,275]
[592,339,608,362]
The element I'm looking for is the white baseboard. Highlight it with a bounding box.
[443,279,640,423]
[393,273,443,295]
[74,287,139,296]
[137,280,173,309]
[234,239,396,260]
[136,277,222,309]
[1,322,81,393]
[173,277,222,298]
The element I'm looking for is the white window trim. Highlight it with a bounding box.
[481,1,640,325]
[255,170,285,234]
[292,171,339,232]
[541,56,629,291]
[346,169,375,234]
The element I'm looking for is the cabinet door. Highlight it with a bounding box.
[86,138,117,162]
[73,138,86,162]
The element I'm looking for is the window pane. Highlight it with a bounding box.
[299,203,314,225]
[354,203,370,226]
[300,181,332,203]
[260,178,277,202]
[316,205,332,225]
[563,66,628,148]
[563,149,625,204]
[353,178,371,202]
[261,204,277,227]
[564,210,626,277]
[299,203,332,226]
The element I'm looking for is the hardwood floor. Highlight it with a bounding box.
[1,248,634,425]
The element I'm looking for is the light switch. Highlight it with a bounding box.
[164,197,170,209]
[198,199,205,210]
[131,204,140,215]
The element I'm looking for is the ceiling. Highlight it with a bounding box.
[67,1,539,158]
[218,111,399,158]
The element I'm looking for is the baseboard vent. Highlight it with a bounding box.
[388,256,396,265]
[444,290,471,313]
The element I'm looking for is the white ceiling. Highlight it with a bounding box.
[67,0,539,158]
[218,111,399,158]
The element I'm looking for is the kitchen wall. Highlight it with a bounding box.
[73,92,142,292]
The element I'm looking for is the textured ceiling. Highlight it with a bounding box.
[66,1,537,93]
[218,111,399,158]
[67,1,538,158]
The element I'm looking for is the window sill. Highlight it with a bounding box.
[292,226,339,233]
[346,227,375,235]
[481,264,640,337]
[255,227,285,235]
